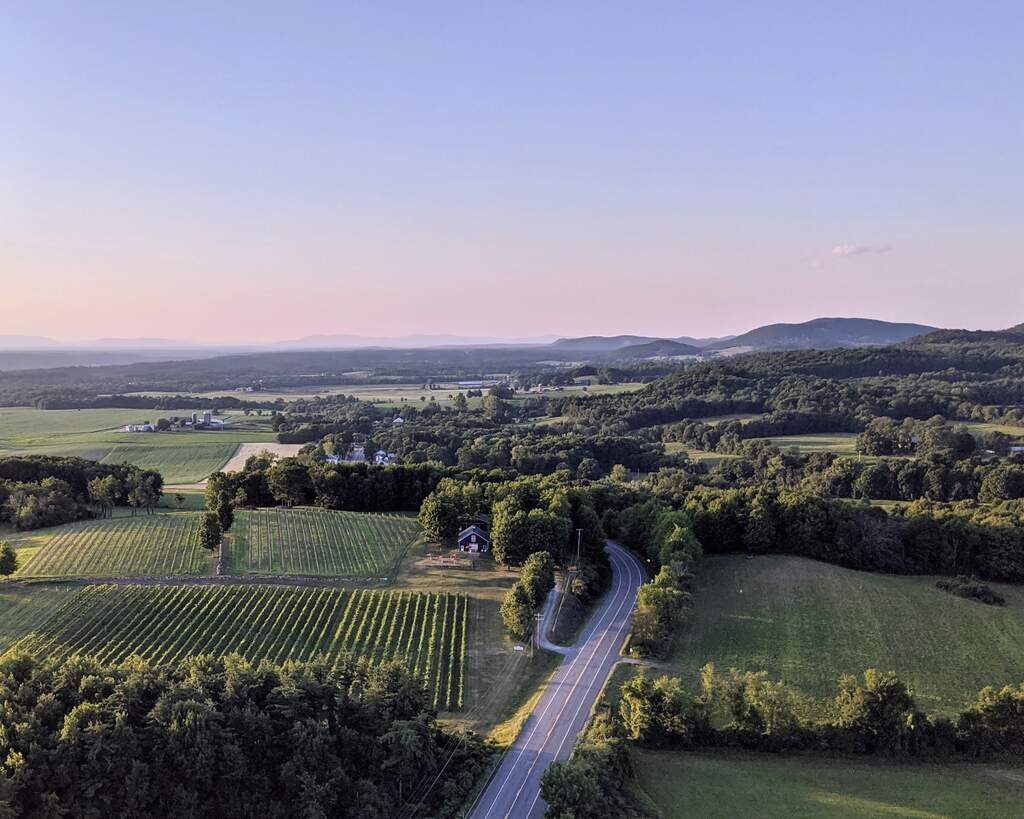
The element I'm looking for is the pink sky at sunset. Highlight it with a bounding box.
[4,3,1021,344]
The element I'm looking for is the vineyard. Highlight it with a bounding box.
[14,585,469,709]
[231,508,420,577]
[17,514,208,577]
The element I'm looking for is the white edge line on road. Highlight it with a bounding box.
[474,546,630,819]
[520,545,642,818]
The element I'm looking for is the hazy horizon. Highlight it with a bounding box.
[6,3,1022,343]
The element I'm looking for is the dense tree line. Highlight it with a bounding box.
[30,393,280,411]
[500,551,556,640]
[552,329,1024,434]
[543,664,1024,817]
[618,665,1024,759]
[662,410,859,451]
[602,500,702,657]
[0,652,491,818]
[207,455,462,513]
[679,486,1024,582]
[0,456,162,530]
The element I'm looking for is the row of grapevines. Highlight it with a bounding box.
[12,585,468,708]
[19,515,206,577]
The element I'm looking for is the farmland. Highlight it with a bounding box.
[15,585,469,709]
[231,508,420,577]
[669,555,1024,714]
[0,585,74,653]
[0,407,276,483]
[633,751,1024,819]
[18,514,209,577]
[753,432,859,454]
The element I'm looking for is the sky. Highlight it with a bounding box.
[3,1,1022,343]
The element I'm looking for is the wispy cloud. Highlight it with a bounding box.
[831,243,893,258]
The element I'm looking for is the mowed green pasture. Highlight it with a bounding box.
[963,420,1024,439]
[17,514,209,577]
[0,407,276,483]
[664,443,740,467]
[754,432,859,454]
[231,508,421,577]
[14,585,469,710]
[670,555,1024,714]
[634,751,1024,819]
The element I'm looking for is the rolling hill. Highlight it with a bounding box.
[611,339,703,358]
[704,317,936,351]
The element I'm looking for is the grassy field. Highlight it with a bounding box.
[668,555,1024,714]
[634,751,1024,819]
[0,407,276,482]
[963,420,1024,439]
[664,443,740,466]
[17,514,209,577]
[754,432,859,454]
[14,584,469,709]
[231,508,420,577]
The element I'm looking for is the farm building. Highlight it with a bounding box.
[457,525,490,553]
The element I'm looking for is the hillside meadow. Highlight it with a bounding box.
[668,554,1024,715]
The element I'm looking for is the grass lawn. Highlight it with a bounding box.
[634,750,1024,819]
[667,555,1024,715]
[0,407,276,483]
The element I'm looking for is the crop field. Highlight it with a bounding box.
[0,407,277,483]
[15,585,469,709]
[231,508,420,577]
[18,514,209,577]
[634,751,1024,819]
[670,555,1024,714]
[100,442,241,483]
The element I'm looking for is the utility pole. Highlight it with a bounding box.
[574,528,582,571]
[533,613,543,655]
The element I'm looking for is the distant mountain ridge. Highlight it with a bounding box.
[550,335,661,352]
[612,339,703,358]
[703,317,937,351]
[550,318,937,358]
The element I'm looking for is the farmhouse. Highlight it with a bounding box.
[457,525,490,553]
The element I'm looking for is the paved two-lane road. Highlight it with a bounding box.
[471,542,645,819]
